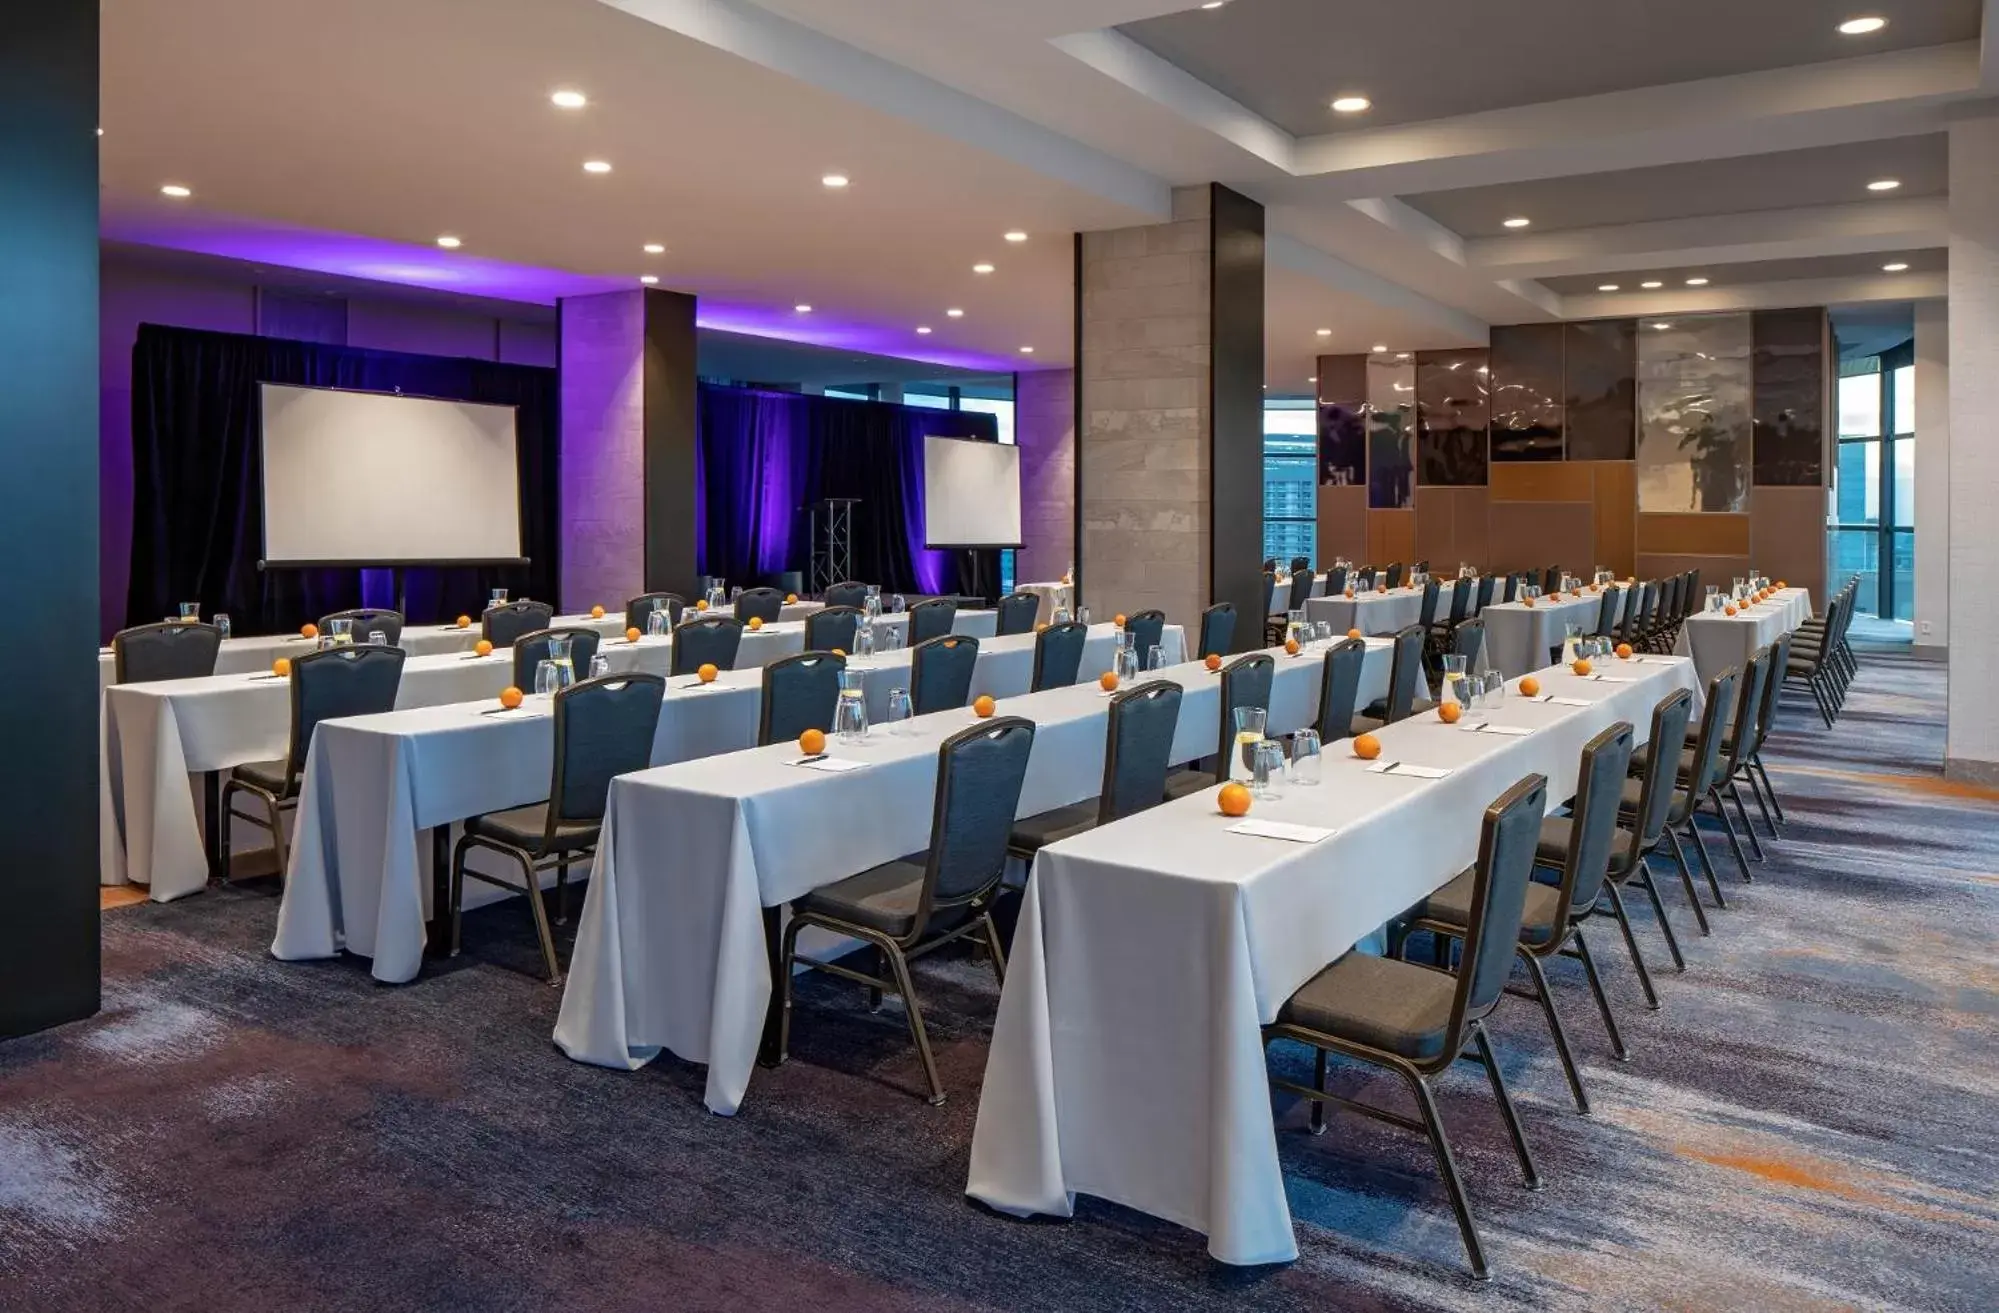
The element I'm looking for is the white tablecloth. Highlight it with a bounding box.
[1268,575,1324,614]
[1302,580,1465,636]
[965,654,1703,1264]
[552,630,1373,1115]
[273,623,1185,984]
[1478,592,1609,677]
[1673,588,1813,686]
[1015,581,1074,627]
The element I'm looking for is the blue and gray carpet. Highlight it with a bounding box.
[2,651,1994,1310]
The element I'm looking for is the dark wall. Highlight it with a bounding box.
[642,289,701,597]
[1210,184,1266,648]
[0,4,101,1035]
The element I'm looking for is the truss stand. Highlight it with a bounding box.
[808,498,858,595]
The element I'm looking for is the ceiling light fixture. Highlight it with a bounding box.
[643,243,665,254]
[435,235,462,249]
[1020,346,1035,354]
[160,183,192,198]
[1316,328,1332,336]
[1330,96,1371,114]
[582,160,612,174]
[947,308,965,318]
[916,326,933,334]
[794,304,813,313]
[550,90,588,109]
[821,174,849,188]
[1837,16,1887,36]
[1640,280,1663,289]
[1502,216,1531,229]
[1598,284,1620,292]
[1201,1,1226,9]
[640,275,659,285]
[1883,261,1910,272]
[1652,322,1674,330]
[1685,277,1709,286]
[1370,343,1388,353]
[1867,178,1901,191]
[973,263,995,274]
[1004,230,1028,243]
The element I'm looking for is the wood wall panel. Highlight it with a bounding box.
[1636,512,1752,557]
[1367,508,1416,567]
[1490,460,1595,503]
[1751,486,1827,607]
[1489,501,1593,576]
[1637,553,1750,595]
[1415,487,1491,572]
[1589,462,1637,577]
[1317,483,1368,565]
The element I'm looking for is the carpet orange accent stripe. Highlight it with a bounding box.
[1774,763,1999,804]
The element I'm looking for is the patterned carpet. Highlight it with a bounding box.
[3,652,1994,1311]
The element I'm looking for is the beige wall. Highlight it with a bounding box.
[1914,300,1949,655]
[1014,368,1074,586]
[557,290,647,614]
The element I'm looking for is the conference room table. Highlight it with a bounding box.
[1301,579,1467,637]
[1478,590,1611,677]
[1673,588,1813,685]
[1014,581,1074,626]
[552,630,1382,1115]
[965,652,1704,1265]
[273,621,1185,984]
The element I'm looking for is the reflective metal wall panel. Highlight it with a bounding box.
[1563,320,1637,462]
[1637,314,1753,513]
[1415,348,1489,486]
[1366,353,1416,509]
[1315,353,1366,487]
[1751,307,1826,486]
[1489,323,1564,461]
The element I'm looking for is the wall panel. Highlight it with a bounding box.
[1317,483,1368,566]
[1751,486,1828,605]
[1416,348,1489,485]
[1564,320,1636,461]
[1589,461,1638,577]
[1366,509,1416,567]
[1489,322,1564,461]
[1490,501,1593,576]
[1752,307,1827,486]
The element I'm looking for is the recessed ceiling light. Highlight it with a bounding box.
[582,160,612,174]
[1652,321,1674,330]
[946,308,965,318]
[1397,352,1410,360]
[794,304,813,313]
[973,263,995,274]
[1597,284,1620,292]
[916,326,933,335]
[1308,375,1318,383]
[1371,343,1388,353]
[1867,178,1901,191]
[1200,1,1226,9]
[1883,261,1910,272]
[1641,280,1663,289]
[1685,277,1709,286]
[1502,216,1531,229]
[643,243,665,255]
[639,275,659,285]
[1330,96,1371,114]
[160,183,192,198]
[1838,16,1887,36]
[1004,230,1028,243]
[435,235,462,249]
[550,90,588,109]
[96,127,103,137]
[1316,328,1333,336]
[821,174,849,189]
[1020,346,1035,354]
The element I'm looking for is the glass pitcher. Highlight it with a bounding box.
[326,617,355,649]
[854,617,876,661]
[1440,654,1468,706]
[1560,623,1581,665]
[1233,706,1267,781]
[836,669,869,743]
[546,632,575,687]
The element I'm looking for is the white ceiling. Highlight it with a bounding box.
[100,0,1984,386]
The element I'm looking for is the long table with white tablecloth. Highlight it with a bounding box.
[965,653,1702,1265]
[1478,591,1611,676]
[1302,579,1467,637]
[1673,588,1812,685]
[551,634,1388,1115]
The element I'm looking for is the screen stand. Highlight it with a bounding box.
[391,567,409,619]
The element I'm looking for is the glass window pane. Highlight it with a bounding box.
[1828,528,1881,617]
[1891,528,1914,621]
[1893,364,1915,436]
[1893,436,1914,528]
[902,392,952,410]
[959,396,1015,445]
[1263,404,1317,567]
[1834,440,1879,525]
[1838,373,1880,439]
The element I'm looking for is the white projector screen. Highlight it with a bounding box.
[923,435,1023,549]
[259,383,525,565]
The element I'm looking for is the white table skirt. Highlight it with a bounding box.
[1673,588,1813,686]
[273,623,1184,984]
[965,654,1703,1264]
[1478,593,1611,677]
[1301,579,1466,636]
[552,631,1377,1115]
[1015,582,1074,627]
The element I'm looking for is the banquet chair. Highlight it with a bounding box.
[1429,574,1471,654]
[1125,609,1167,665]
[759,651,845,746]
[1541,565,1562,593]
[1401,725,1634,1114]
[910,633,979,714]
[1262,571,1285,645]
[909,597,958,645]
[319,608,404,646]
[1472,574,1496,616]
[1008,681,1183,860]
[1738,631,1792,834]
[1386,562,1406,589]
[1313,638,1367,745]
[1197,602,1237,659]
[1591,586,1623,639]
[1165,652,1274,799]
[1289,555,1313,580]
[772,571,804,598]
[512,627,602,691]
[450,673,664,983]
[1263,773,1548,1282]
[671,616,745,674]
[1415,576,1442,635]
[1788,591,1850,726]
[1354,566,1378,591]
[220,644,405,882]
[626,592,685,634]
[1633,648,1771,882]
[483,600,554,648]
[1324,565,1348,598]
[111,621,222,684]
[1353,625,1426,733]
[804,605,862,655]
[995,591,1040,636]
[824,580,871,610]
[1263,557,1279,573]
[780,716,1036,1104]
[1416,620,1486,711]
[1622,669,1738,956]
[1029,620,1088,691]
[736,587,785,625]
[1616,583,1654,650]
[1501,573,1522,603]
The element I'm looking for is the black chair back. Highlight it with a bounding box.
[1502,573,1521,603]
[1593,586,1622,637]
[550,674,665,826]
[1415,577,1442,630]
[1030,620,1089,691]
[909,598,958,644]
[1354,566,1377,591]
[1385,562,1406,589]
[287,645,406,789]
[1750,631,1792,754]
[511,627,601,691]
[1451,617,1485,669]
[319,609,404,646]
[1198,602,1236,658]
[995,591,1040,636]
[1473,574,1495,613]
[1558,722,1636,917]
[672,616,745,674]
[1630,690,1695,847]
[1125,609,1167,662]
[1288,556,1312,579]
[911,634,979,714]
[1261,571,1277,618]
[626,593,685,633]
[1440,577,1470,629]
[1723,647,1772,775]
[1210,653,1276,780]
[1657,575,1682,628]
[1446,774,1550,1041]
[804,605,862,654]
[772,571,804,598]
[915,718,1037,923]
[112,622,222,684]
[759,651,845,746]
[1315,638,1366,743]
[736,587,785,625]
[1384,625,1426,722]
[1683,667,1740,805]
[1541,566,1562,593]
[1324,566,1348,598]
[484,601,554,647]
[823,581,871,610]
[1099,682,1184,823]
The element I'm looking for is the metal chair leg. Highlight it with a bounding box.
[776,915,805,1065]
[1604,885,1661,1009]
[448,838,468,957]
[1521,952,1590,1114]
[1403,1069,1490,1282]
[1662,828,1717,929]
[1727,780,1766,861]
[979,912,1008,989]
[1743,761,1780,835]
[555,856,571,926]
[1309,1047,1328,1136]
[1707,787,1754,882]
[517,853,562,985]
[1753,754,1786,827]
[1636,866,1687,971]
[1470,1023,1542,1190]
[866,947,886,1012]
[880,942,946,1105]
[1681,812,1728,907]
[1571,926,1629,1060]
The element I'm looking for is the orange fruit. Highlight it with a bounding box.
[1523,596,1536,608]
[748,616,764,631]
[784,592,798,604]
[1573,658,1593,676]
[1616,643,1633,659]
[455,614,471,629]
[300,623,319,639]
[626,626,641,642]
[1204,653,1223,672]
[1114,613,1127,627]
[499,686,524,709]
[1343,587,1354,598]
[271,657,291,677]
[1776,580,1787,589]
[697,663,718,683]
[1035,621,1048,632]
[973,694,997,718]
[1099,670,1119,692]
[474,639,494,657]
[1217,782,1252,817]
[1519,676,1541,697]
[590,604,606,619]
[1353,733,1382,760]
[831,647,846,657]
[696,599,710,611]
[1376,583,1387,594]
[798,727,826,755]
[1724,604,1738,617]
[1284,637,1301,655]
[1438,700,1462,724]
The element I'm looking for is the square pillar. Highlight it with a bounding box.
[1015,368,1075,584]
[1947,118,1999,781]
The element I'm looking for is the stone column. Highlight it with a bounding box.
[1947,117,1999,781]
[1913,300,1948,659]
[1014,368,1075,585]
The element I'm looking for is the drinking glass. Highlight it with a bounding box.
[179,602,200,622]
[589,654,610,680]
[212,613,231,640]
[490,588,508,606]
[730,585,743,603]
[1077,606,1091,626]
[884,687,913,735]
[1052,607,1072,625]
[1251,739,1287,801]
[1115,643,1139,683]
[368,630,387,647]
[1483,669,1506,708]
[890,593,907,615]
[328,617,354,647]
[1146,643,1165,672]
[854,621,876,660]
[1233,706,1268,781]
[647,610,670,638]
[1290,729,1323,786]
[534,659,560,699]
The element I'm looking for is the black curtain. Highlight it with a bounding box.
[696,385,999,599]
[128,323,558,633]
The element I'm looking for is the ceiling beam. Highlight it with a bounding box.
[1266,233,1489,344]
[1558,270,1947,319]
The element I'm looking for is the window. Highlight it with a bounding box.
[1263,404,1317,568]
[958,396,1015,445]
[902,391,952,410]
[1829,355,1917,622]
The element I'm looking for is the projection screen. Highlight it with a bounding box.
[258,383,525,565]
[922,435,1023,549]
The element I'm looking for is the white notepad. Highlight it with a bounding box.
[1588,674,1637,683]
[1227,818,1334,844]
[1365,762,1453,779]
[1549,696,1594,707]
[1471,723,1533,736]
[792,756,865,772]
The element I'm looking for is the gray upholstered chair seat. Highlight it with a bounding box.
[1535,815,1574,867]
[1275,952,1458,1062]
[1163,768,1217,801]
[230,759,292,796]
[1349,714,1388,737]
[1629,741,1705,779]
[1414,869,1563,947]
[1008,802,1100,852]
[463,804,601,855]
[791,857,933,937]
